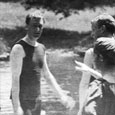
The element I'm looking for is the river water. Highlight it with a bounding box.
[0,62,13,115]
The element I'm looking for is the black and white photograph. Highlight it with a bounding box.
[0,0,115,115]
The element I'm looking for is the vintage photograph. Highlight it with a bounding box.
[0,0,115,115]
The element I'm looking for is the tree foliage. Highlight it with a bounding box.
[21,0,115,17]
[0,0,115,17]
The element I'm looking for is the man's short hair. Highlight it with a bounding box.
[91,13,115,34]
[25,10,45,25]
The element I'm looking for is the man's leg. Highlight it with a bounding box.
[31,99,41,115]
[20,99,40,115]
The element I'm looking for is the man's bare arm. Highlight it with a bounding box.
[42,53,66,99]
[41,53,75,109]
[75,60,102,78]
[10,44,25,114]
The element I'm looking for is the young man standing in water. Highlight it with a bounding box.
[10,10,75,115]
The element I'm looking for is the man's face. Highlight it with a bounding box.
[91,22,102,40]
[27,17,44,40]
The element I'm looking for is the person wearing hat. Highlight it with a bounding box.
[10,10,75,115]
[78,13,115,115]
[75,37,115,115]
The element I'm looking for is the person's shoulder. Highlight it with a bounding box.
[84,48,94,63]
[11,44,25,57]
[12,44,23,51]
[37,42,46,50]
[85,48,94,55]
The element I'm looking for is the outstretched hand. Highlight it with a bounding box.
[15,106,24,115]
[75,60,102,79]
[61,94,76,110]
[75,60,90,73]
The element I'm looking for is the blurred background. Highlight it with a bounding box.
[0,0,115,115]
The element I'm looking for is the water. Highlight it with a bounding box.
[0,62,13,115]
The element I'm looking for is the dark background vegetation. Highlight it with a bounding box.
[0,0,115,16]
[23,0,115,17]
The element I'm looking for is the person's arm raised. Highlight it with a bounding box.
[10,44,25,115]
[75,60,102,79]
[78,49,95,110]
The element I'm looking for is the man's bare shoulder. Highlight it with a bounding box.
[37,42,45,47]
[11,44,25,58]
[37,42,46,50]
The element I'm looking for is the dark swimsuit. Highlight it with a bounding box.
[11,40,45,115]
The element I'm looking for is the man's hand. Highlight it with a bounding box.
[15,106,24,115]
[61,94,76,110]
[75,60,90,73]
[75,60,102,79]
